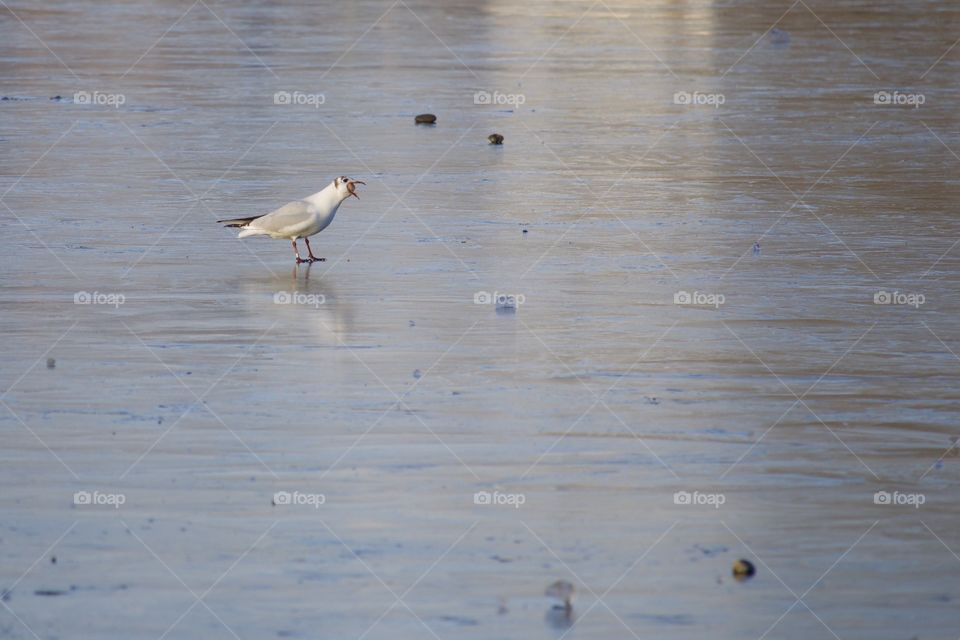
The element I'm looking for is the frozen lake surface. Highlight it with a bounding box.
[3,1,960,638]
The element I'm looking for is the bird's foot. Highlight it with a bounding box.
[295,258,310,264]
[307,256,326,263]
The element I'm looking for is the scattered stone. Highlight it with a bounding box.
[437,615,479,627]
[413,369,422,379]
[768,27,791,46]
[732,559,756,580]
[46,358,55,369]
[415,113,436,125]
[50,95,62,101]
[34,589,68,597]
[408,320,416,327]
[50,556,56,564]
[522,228,528,234]
[495,295,519,313]
[488,133,504,145]
[752,241,761,255]
[545,579,575,613]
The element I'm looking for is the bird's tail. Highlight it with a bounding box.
[217,215,264,228]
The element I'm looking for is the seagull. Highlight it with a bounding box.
[218,176,364,263]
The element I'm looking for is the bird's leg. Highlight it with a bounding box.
[292,239,308,264]
[304,236,325,262]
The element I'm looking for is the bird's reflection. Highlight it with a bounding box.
[236,265,355,343]
[292,260,314,281]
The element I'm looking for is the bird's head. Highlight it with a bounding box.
[333,176,365,201]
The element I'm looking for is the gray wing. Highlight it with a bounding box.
[247,200,314,235]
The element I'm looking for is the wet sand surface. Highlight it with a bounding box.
[3,1,960,638]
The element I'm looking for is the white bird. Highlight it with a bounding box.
[218,176,365,263]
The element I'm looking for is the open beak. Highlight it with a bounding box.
[347,180,365,199]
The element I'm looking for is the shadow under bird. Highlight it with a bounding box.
[218,176,364,263]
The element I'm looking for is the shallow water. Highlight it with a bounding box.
[3,0,960,638]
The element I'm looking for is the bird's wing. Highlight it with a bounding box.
[247,200,314,235]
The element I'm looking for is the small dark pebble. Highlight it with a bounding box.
[488,133,504,145]
[522,229,528,234]
[2,590,10,601]
[34,589,67,597]
[50,556,56,564]
[408,320,415,327]
[437,615,479,627]
[769,27,791,46]
[732,559,755,579]
[50,95,62,101]
[46,358,55,369]
[415,113,436,124]
[413,369,422,379]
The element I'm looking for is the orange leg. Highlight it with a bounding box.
[292,239,308,264]
[304,236,325,262]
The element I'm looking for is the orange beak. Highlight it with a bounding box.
[347,180,365,199]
